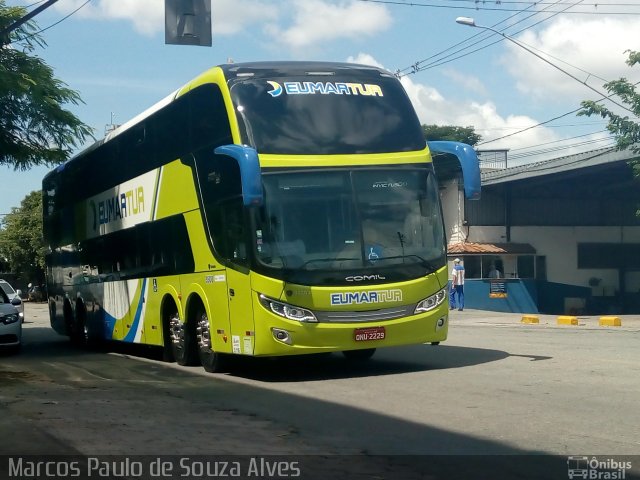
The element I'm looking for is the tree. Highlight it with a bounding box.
[422,125,482,146]
[578,50,640,176]
[0,191,45,284]
[0,1,92,170]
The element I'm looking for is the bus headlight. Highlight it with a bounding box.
[414,287,447,314]
[258,294,318,323]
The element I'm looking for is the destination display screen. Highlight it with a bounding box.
[230,74,425,155]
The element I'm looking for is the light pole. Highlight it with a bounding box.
[454,16,629,111]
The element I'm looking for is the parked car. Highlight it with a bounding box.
[27,284,45,302]
[0,279,24,322]
[0,286,22,353]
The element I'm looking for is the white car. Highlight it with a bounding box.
[0,287,22,353]
[0,279,24,322]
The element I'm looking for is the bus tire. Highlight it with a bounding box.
[168,309,198,366]
[196,308,230,373]
[342,348,376,361]
[72,306,89,348]
[63,301,75,341]
[73,302,101,349]
[49,301,56,326]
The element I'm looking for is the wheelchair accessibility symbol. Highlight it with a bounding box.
[367,245,382,262]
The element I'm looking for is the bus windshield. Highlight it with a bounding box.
[252,167,445,285]
[229,74,426,155]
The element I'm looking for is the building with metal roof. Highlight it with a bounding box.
[441,146,640,314]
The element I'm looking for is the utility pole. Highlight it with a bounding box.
[0,0,60,45]
[105,113,120,136]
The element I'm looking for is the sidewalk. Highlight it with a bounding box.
[448,308,640,330]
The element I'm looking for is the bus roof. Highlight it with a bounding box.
[218,60,392,80]
[43,61,397,185]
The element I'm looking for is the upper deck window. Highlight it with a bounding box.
[230,74,425,155]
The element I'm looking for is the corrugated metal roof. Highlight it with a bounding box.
[481,147,639,186]
[448,242,536,254]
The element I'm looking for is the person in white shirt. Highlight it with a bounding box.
[488,262,501,279]
[450,258,465,311]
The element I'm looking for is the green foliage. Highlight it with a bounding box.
[579,50,640,215]
[0,1,93,170]
[578,50,640,155]
[422,124,482,146]
[0,191,45,281]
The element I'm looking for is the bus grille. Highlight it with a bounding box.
[315,305,415,323]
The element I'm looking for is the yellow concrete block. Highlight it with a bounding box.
[557,316,578,326]
[521,315,539,324]
[599,316,622,327]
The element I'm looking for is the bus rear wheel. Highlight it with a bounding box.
[342,348,376,360]
[168,310,198,366]
[196,309,229,373]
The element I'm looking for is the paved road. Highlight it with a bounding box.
[1,303,639,479]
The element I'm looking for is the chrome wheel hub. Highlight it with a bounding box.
[196,313,211,350]
[169,312,183,346]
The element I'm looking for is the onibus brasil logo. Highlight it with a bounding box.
[567,456,632,479]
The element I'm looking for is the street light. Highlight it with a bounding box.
[455,16,577,75]
[454,16,630,111]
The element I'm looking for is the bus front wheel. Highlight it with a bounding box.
[196,309,230,373]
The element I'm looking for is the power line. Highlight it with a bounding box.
[478,80,639,146]
[478,108,584,146]
[393,3,532,75]
[508,129,609,151]
[422,0,640,5]
[481,121,606,131]
[24,0,49,8]
[0,0,59,43]
[458,18,637,114]
[367,0,634,159]
[396,0,582,76]
[357,0,640,14]
[9,0,93,45]
[509,137,615,160]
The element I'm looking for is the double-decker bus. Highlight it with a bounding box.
[43,61,480,372]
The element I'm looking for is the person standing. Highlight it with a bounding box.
[488,262,501,279]
[450,258,465,311]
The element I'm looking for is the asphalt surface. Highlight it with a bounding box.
[451,307,640,328]
[1,302,639,480]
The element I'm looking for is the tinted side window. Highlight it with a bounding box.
[71,215,195,279]
[44,83,233,213]
[195,153,248,267]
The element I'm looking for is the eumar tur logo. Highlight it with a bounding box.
[266,80,383,97]
[567,456,632,479]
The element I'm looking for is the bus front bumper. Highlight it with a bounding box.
[252,305,449,356]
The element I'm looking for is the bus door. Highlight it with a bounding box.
[218,197,256,356]
[195,148,257,355]
[225,267,255,356]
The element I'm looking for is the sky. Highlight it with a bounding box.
[2,0,639,213]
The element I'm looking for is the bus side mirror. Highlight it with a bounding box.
[427,141,481,200]
[214,144,263,206]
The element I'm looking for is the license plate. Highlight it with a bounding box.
[354,326,386,342]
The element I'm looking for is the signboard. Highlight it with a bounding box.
[489,279,507,298]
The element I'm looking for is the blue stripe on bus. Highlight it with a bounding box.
[124,278,147,343]
[103,310,118,339]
